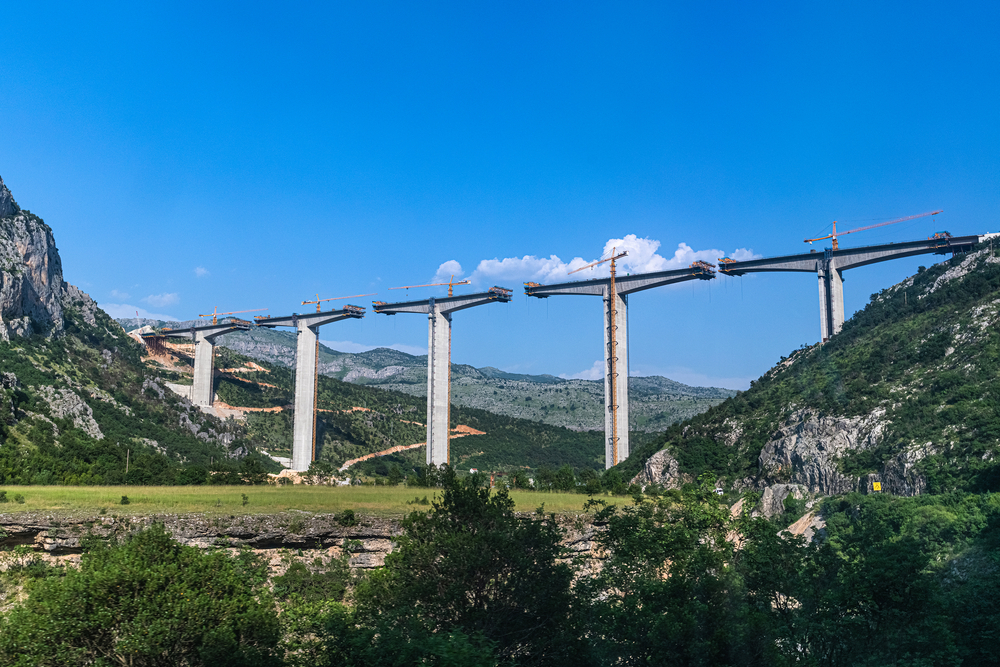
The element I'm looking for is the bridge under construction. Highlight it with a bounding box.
[142,223,998,473]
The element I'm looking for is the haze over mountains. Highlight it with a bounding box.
[116,317,736,432]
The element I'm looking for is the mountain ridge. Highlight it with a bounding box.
[116,316,735,432]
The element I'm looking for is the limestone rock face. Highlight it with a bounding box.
[758,483,807,517]
[757,408,889,496]
[631,448,682,487]
[0,175,18,218]
[35,385,104,439]
[0,175,99,340]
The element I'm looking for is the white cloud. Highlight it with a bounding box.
[320,340,428,356]
[432,260,464,285]
[99,303,180,321]
[560,360,605,381]
[109,289,130,300]
[468,234,761,285]
[194,266,210,278]
[142,293,180,307]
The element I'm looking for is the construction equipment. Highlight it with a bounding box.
[690,260,716,273]
[389,275,471,297]
[198,307,267,325]
[805,210,943,251]
[569,248,628,466]
[301,293,376,313]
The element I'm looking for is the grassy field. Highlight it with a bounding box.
[0,485,594,517]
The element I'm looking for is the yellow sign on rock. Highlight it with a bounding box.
[873,482,882,492]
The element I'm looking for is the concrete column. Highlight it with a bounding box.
[829,264,845,336]
[425,301,452,466]
[817,268,831,343]
[817,261,846,342]
[602,290,629,468]
[291,323,319,472]
[191,334,216,407]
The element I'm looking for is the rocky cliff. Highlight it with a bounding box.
[0,510,604,577]
[0,176,99,340]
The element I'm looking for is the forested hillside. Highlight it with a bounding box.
[168,345,607,474]
[621,242,1000,510]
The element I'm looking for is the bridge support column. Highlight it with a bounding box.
[191,334,217,407]
[292,324,320,472]
[818,260,845,342]
[602,291,629,468]
[426,301,452,467]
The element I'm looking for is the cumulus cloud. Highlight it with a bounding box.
[320,340,427,356]
[560,360,605,381]
[142,293,180,308]
[100,303,180,321]
[432,260,464,285]
[467,234,760,285]
[194,266,210,278]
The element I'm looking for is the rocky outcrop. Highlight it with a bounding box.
[631,448,682,487]
[757,408,889,496]
[758,483,807,517]
[0,176,100,340]
[0,176,17,218]
[0,511,607,575]
[34,385,104,439]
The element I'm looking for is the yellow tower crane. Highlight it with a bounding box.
[569,248,628,466]
[805,210,943,250]
[388,275,471,297]
[198,307,267,325]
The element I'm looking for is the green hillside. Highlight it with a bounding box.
[195,346,605,474]
[0,311,266,485]
[619,243,1000,498]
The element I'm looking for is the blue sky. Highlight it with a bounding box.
[1,2,997,389]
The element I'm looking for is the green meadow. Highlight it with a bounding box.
[0,485,591,517]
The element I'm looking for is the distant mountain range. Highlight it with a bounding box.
[116,318,736,432]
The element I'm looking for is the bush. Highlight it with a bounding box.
[0,524,282,666]
[120,495,130,505]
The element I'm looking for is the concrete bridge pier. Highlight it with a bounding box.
[426,302,453,466]
[524,262,716,468]
[158,320,252,408]
[292,323,320,471]
[256,307,366,472]
[191,333,220,406]
[373,287,513,467]
[817,259,845,342]
[603,291,630,465]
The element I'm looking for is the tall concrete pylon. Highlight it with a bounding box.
[373,287,513,466]
[719,234,988,342]
[256,306,366,472]
[158,320,253,407]
[525,263,716,468]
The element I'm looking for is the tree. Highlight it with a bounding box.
[582,477,779,666]
[0,524,281,666]
[352,467,592,666]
